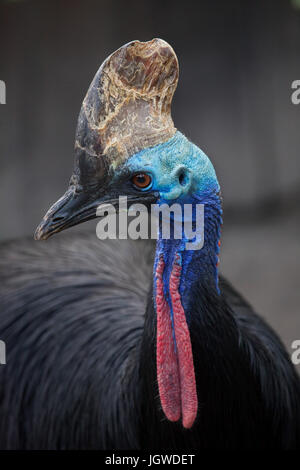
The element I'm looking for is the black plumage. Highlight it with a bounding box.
[0,233,299,449]
[1,37,299,450]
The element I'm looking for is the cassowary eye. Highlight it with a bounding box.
[131,173,152,190]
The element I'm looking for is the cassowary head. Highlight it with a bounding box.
[35,38,219,240]
[35,39,221,430]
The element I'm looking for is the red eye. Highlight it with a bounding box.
[131,173,152,190]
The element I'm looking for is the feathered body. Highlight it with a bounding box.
[0,234,299,449]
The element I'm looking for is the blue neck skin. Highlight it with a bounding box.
[153,189,222,326]
[117,131,223,326]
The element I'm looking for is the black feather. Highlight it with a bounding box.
[0,234,299,449]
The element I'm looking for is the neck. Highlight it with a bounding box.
[151,189,222,428]
[154,190,222,320]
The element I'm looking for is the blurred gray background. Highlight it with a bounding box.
[0,0,299,364]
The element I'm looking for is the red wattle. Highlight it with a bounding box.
[155,256,181,422]
[155,253,198,429]
[169,253,198,429]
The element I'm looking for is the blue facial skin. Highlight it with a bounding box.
[116,131,223,326]
[124,131,219,200]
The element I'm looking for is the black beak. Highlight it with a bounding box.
[34,187,102,240]
[34,185,158,241]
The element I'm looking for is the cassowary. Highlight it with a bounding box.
[0,39,299,450]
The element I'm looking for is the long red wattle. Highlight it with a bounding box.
[169,254,198,428]
[155,254,198,429]
[156,257,181,422]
